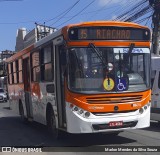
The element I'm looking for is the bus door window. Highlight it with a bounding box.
[60,47,67,79]
[41,46,53,82]
[69,49,81,76]
[56,45,67,126]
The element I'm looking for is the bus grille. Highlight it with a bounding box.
[86,95,142,104]
[92,109,137,115]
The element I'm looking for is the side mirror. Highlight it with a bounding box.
[46,84,54,93]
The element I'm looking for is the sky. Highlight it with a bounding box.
[0,0,151,52]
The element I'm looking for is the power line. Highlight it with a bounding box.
[0,0,153,28]
[87,0,112,21]
[107,0,135,20]
[124,5,152,22]
[44,0,80,23]
[109,0,135,20]
[113,0,147,21]
[56,0,95,28]
[145,15,152,26]
[49,0,80,25]
[135,14,153,23]
[0,1,81,25]
[56,4,119,20]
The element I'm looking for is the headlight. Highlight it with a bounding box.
[139,108,144,114]
[139,102,150,114]
[70,104,91,118]
[84,112,90,118]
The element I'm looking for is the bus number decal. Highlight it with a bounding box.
[80,29,87,39]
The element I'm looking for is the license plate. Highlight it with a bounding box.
[109,121,123,127]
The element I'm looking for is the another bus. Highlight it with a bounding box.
[6,21,151,138]
[151,54,160,122]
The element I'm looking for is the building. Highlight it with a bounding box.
[0,50,15,89]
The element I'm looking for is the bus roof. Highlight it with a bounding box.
[5,21,150,63]
[62,21,150,30]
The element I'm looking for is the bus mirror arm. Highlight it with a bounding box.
[46,84,55,93]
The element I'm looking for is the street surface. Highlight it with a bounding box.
[0,102,160,155]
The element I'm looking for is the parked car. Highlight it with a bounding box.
[0,88,8,102]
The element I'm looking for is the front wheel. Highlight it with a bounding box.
[47,108,60,139]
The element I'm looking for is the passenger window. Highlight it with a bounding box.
[31,51,41,82]
[41,45,53,82]
[18,59,23,83]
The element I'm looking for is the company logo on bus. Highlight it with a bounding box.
[114,106,119,111]
[88,106,104,110]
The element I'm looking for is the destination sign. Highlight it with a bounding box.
[68,27,150,41]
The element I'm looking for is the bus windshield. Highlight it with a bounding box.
[68,47,150,94]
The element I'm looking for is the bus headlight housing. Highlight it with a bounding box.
[70,104,91,118]
[84,112,90,118]
[139,102,150,114]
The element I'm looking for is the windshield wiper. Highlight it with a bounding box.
[88,43,107,67]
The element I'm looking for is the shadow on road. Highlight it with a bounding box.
[0,115,136,147]
[143,121,160,133]
[56,132,136,147]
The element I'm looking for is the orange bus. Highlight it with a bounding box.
[6,21,151,138]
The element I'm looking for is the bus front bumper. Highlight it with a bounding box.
[66,102,150,134]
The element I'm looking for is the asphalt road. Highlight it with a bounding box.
[0,102,160,155]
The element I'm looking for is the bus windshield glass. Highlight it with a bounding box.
[68,47,150,94]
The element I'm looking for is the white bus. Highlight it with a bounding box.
[151,54,160,122]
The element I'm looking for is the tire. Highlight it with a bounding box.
[47,108,65,139]
[47,108,59,139]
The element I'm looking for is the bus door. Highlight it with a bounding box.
[151,69,160,120]
[23,57,33,119]
[54,40,66,129]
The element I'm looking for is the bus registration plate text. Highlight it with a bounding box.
[109,121,123,127]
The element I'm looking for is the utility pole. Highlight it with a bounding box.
[149,0,160,55]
